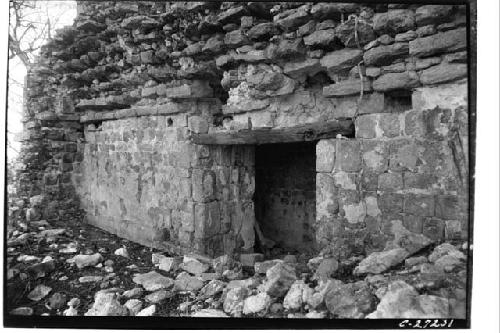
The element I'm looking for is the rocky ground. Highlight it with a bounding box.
[7,208,468,318]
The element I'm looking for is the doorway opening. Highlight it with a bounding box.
[253,141,317,255]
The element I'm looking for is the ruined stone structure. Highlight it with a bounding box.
[17,2,469,259]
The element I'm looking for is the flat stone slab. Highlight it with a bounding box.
[132,271,174,291]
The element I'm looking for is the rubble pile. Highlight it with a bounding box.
[7,215,467,318]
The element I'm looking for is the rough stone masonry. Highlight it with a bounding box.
[16,2,469,261]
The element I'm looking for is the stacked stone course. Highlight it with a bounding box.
[16,2,469,259]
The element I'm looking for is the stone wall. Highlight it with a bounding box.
[79,114,255,256]
[17,2,470,259]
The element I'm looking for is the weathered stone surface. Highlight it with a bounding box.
[419,63,467,85]
[373,72,419,92]
[132,271,174,291]
[73,253,103,269]
[325,281,376,318]
[223,286,249,316]
[354,248,409,275]
[145,290,172,303]
[200,279,226,297]
[316,140,336,173]
[275,6,310,31]
[180,256,210,275]
[283,280,311,311]
[283,58,322,79]
[124,299,143,315]
[192,309,229,317]
[386,220,434,255]
[79,275,103,283]
[409,28,466,57]
[123,287,143,299]
[260,262,297,297]
[363,43,409,66]
[247,23,277,41]
[367,281,450,318]
[27,285,52,301]
[310,3,358,19]
[47,292,67,310]
[304,29,337,48]
[136,304,156,316]
[320,49,363,74]
[85,292,128,316]
[323,78,372,97]
[254,259,284,275]
[164,81,213,99]
[313,258,339,281]
[243,292,272,314]
[373,10,415,35]
[10,307,34,316]
[335,20,376,47]
[415,5,454,27]
[239,253,264,267]
[174,272,204,291]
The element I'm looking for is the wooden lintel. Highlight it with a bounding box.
[190,119,354,145]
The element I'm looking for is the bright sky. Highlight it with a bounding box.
[7,1,77,162]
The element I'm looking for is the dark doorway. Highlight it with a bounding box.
[254,142,316,255]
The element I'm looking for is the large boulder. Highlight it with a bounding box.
[354,248,409,275]
[367,281,450,318]
[259,262,297,297]
[85,292,128,316]
[325,281,376,318]
[73,253,103,269]
[283,280,313,311]
[242,292,272,315]
[223,286,249,317]
[132,271,174,291]
[373,9,416,35]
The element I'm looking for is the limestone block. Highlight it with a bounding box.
[404,194,435,216]
[361,140,389,172]
[335,140,361,172]
[164,81,213,99]
[373,72,420,92]
[194,201,221,239]
[435,195,460,220]
[378,113,401,138]
[363,43,409,67]
[403,172,435,190]
[423,218,445,241]
[283,58,322,79]
[192,169,216,202]
[444,220,462,240]
[409,28,466,57]
[275,5,310,31]
[188,116,209,134]
[373,9,416,35]
[247,23,277,41]
[320,49,363,74]
[378,173,403,191]
[357,93,385,114]
[316,140,336,173]
[378,193,404,214]
[224,29,248,47]
[335,19,375,48]
[316,173,339,220]
[323,78,372,97]
[415,5,454,27]
[304,29,336,48]
[419,63,467,85]
[355,115,378,139]
[411,83,467,111]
